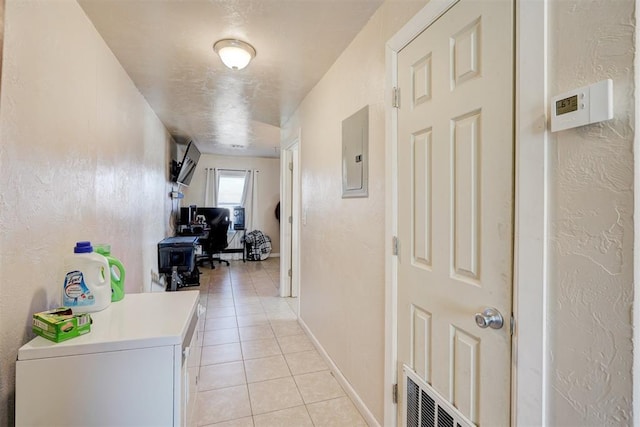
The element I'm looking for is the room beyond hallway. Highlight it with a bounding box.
[192,259,367,426]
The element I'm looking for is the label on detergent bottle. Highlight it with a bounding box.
[63,270,95,307]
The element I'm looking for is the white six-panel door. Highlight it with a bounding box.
[396,0,514,425]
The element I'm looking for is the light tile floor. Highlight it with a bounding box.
[192,258,368,427]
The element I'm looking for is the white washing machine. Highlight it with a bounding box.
[16,290,202,427]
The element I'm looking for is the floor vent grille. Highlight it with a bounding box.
[403,365,475,427]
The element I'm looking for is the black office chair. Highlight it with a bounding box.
[196,209,230,269]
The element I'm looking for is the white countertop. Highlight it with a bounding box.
[18,290,200,361]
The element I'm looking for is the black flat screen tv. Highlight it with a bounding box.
[173,140,201,186]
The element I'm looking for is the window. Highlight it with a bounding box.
[217,170,248,211]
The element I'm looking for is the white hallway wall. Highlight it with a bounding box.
[285,0,635,424]
[547,0,634,424]
[282,0,427,423]
[0,0,173,424]
[182,154,281,254]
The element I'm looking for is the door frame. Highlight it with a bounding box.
[280,134,301,299]
[384,0,549,425]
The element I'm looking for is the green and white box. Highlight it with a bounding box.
[32,308,91,343]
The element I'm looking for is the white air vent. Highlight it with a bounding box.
[403,365,475,427]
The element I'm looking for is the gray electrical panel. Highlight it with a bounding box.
[342,105,369,198]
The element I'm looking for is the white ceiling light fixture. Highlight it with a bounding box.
[213,39,256,71]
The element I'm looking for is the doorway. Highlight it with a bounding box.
[394,0,515,424]
[385,0,548,425]
[280,139,301,298]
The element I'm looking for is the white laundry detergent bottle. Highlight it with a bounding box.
[62,241,112,313]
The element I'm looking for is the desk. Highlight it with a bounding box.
[177,227,209,239]
[183,228,246,263]
[175,229,245,263]
[222,229,246,262]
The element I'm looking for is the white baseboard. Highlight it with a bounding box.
[298,317,380,427]
[270,253,280,257]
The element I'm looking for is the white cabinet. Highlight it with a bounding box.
[16,291,201,427]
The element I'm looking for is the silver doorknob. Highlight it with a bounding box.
[475,307,504,329]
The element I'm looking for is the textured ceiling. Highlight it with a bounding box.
[78,0,384,158]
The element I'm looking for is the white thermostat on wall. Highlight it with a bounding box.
[550,79,613,132]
